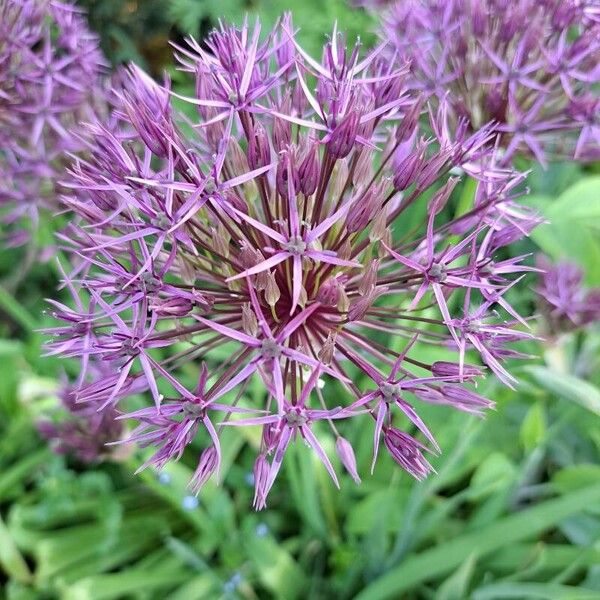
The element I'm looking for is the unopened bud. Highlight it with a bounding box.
[276,149,299,200]
[318,332,337,365]
[150,297,193,317]
[378,228,392,258]
[212,224,231,258]
[394,150,423,191]
[353,149,374,187]
[332,159,350,199]
[359,260,379,296]
[242,303,259,337]
[327,109,360,159]
[226,137,250,178]
[416,149,451,190]
[253,454,270,510]
[338,239,353,261]
[336,436,361,483]
[273,98,292,151]
[369,204,388,242]
[396,99,423,143]
[298,141,320,196]
[265,272,281,307]
[346,185,381,233]
[248,122,271,169]
[431,361,484,379]
[317,277,341,305]
[337,286,350,313]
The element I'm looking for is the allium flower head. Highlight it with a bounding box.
[536,255,600,334]
[38,373,125,464]
[52,16,535,508]
[0,0,106,245]
[379,0,600,165]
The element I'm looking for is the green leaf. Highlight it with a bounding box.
[546,176,600,220]
[0,514,31,583]
[437,554,476,600]
[524,366,600,416]
[552,464,600,493]
[520,401,546,450]
[0,284,38,332]
[468,453,515,500]
[354,483,600,600]
[0,449,51,502]
[526,177,600,283]
[62,569,190,600]
[472,582,600,600]
[242,519,307,600]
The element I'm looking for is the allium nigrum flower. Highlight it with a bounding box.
[50,17,537,508]
[0,0,106,245]
[536,255,600,334]
[378,0,600,165]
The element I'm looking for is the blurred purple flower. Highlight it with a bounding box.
[378,0,600,165]
[0,0,107,245]
[536,256,600,334]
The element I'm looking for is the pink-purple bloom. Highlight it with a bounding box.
[50,17,537,508]
[536,255,600,334]
[378,0,600,165]
[0,0,107,246]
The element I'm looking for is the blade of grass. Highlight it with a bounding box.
[0,513,31,583]
[472,581,600,600]
[355,483,600,600]
[0,284,38,332]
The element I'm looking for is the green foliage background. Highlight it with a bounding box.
[1,2,600,599]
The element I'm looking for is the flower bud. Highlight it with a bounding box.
[298,141,320,196]
[265,272,281,307]
[318,332,337,365]
[346,185,381,233]
[396,99,423,143]
[431,361,484,379]
[369,204,388,242]
[150,297,193,317]
[247,122,271,169]
[327,109,360,159]
[273,98,292,151]
[335,436,361,483]
[393,149,423,191]
[427,177,458,215]
[359,260,380,296]
[337,286,350,313]
[276,149,299,199]
[253,454,270,510]
[353,149,374,187]
[242,303,259,337]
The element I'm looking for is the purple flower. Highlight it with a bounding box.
[378,0,600,165]
[0,0,107,245]
[536,255,600,333]
[37,370,124,464]
[50,17,536,507]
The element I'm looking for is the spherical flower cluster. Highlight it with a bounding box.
[37,377,124,464]
[51,17,536,508]
[379,0,600,166]
[0,0,106,246]
[536,255,600,335]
